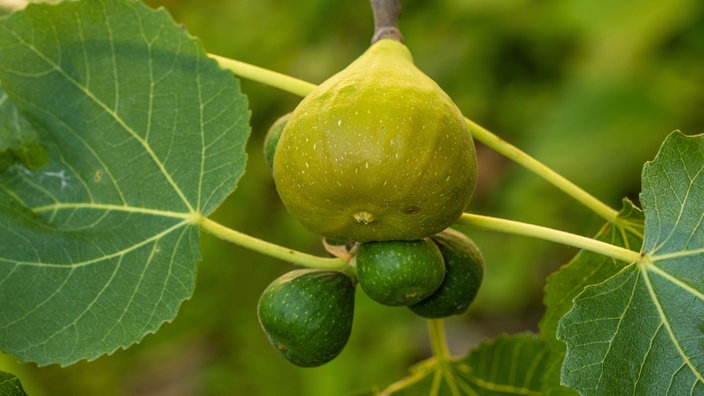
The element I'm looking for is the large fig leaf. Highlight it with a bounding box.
[0,0,249,366]
[558,131,704,394]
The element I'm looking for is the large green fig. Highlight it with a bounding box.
[410,229,484,318]
[257,269,355,367]
[273,39,477,242]
[356,238,445,306]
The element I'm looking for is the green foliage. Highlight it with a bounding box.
[539,200,644,396]
[375,334,555,395]
[1,0,703,395]
[541,200,644,340]
[0,371,27,396]
[0,0,249,366]
[558,132,704,394]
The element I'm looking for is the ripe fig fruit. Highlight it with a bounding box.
[263,112,291,171]
[257,269,355,367]
[410,229,484,318]
[273,39,477,242]
[356,238,445,306]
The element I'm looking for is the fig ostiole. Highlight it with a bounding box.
[273,39,477,242]
[257,269,356,367]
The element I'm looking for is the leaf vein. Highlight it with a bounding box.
[641,267,704,384]
[1,220,189,269]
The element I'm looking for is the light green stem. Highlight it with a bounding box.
[210,54,316,97]
[457,213,641,263]
[428,319,451,361]
[466,118,619,223]
[427,319,463,396]
[199,216,347,270]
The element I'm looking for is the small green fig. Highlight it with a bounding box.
[356,238,445,306]
[273,39,477,242]
[257,269,355,367]
[410,229,484,318]
[263,112,291,171]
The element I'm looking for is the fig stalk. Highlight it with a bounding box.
[370,0,404,43]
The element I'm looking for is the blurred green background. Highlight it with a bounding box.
[2,0,704,394]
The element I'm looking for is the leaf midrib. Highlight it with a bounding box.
[641,264,704,385]
[0,219,189,269]
[32,202,191,219]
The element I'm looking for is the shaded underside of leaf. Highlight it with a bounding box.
[538,199,644,395]
[461,333,553,395]
[0,0,250,366]
[558,131,704,395]
[540,198,644,341]
[382,333,555,396]
[0,370,27,396]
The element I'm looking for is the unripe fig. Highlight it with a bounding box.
[257,269,355,367]
[273,39,477,242]
[263,112,291,171]
[356,238,445,306]
[410,229,484,318]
